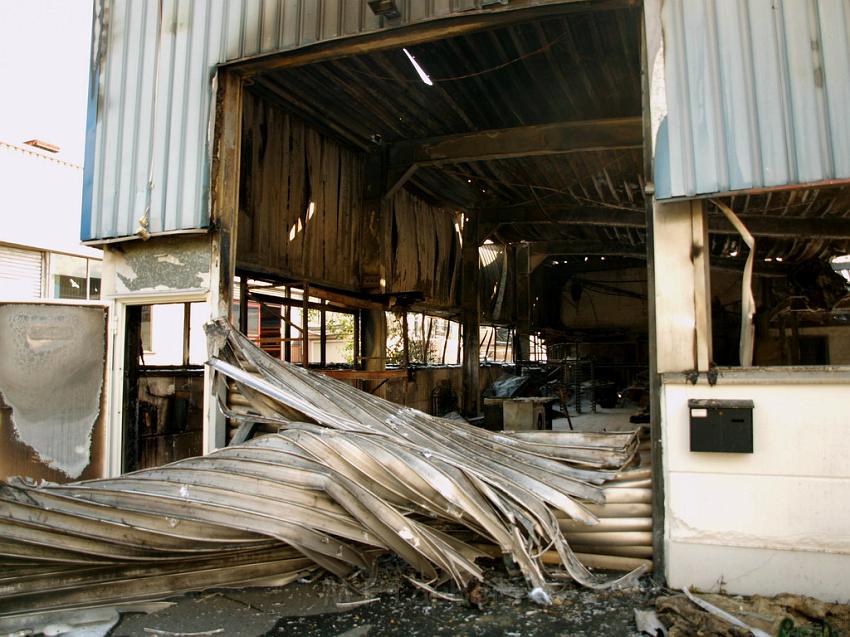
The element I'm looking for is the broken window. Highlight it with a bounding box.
[709,200,850,367]
[321,310,355,364]
[138,302,208,366]
[387,311,461,366]
[234,277,359,367]
[479,325,514,363]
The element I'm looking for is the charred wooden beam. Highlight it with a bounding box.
[709,258,788,277]
[320,368,409,381]
[708,213,850,240]
[530,240,646,258]
[536,251,789,277]
[248,290,367,315]
[541,257,647,273]
[362,309,387,377]
[461,211,481,418]
[231,1,635,77]
[391,118,642,166]
[480,205,850,240]
[482,206,645,227]
[514,243,532,368]
[385,118,641,197]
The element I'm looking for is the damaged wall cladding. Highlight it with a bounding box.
[82,0,520,242]
[237,91,365,290]
[238,90,460,306]
[0,304,107,481]
[103,234,211,297]
[655,0,850,198]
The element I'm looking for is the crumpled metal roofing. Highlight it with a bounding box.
[0,318,648,633]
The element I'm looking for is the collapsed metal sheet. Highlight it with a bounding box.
[0,319,647,630]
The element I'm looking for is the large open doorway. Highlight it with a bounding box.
[216,1,655,570]
[121,301,208,471]
[227,1,648,408]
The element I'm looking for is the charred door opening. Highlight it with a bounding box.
[122,302,206,471]
[222,3,653,573]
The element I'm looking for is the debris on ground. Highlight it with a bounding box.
[648,589,850,637]
[634,608,668,636]
[113,568,662,637]
[0,319,650,633]
[482,373,532,399]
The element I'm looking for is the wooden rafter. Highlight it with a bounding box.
[384,117,642,197]
[530,240,645,258]
[478,205,850,240]
[391,118,642,165]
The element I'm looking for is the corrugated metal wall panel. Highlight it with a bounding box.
[656,0,850,199]
[83,0,553,242]
[0,246,43,299]
[85,0,160,240]
[821,1,850,178]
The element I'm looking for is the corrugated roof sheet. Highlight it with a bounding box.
[655,0,850,199]
[81,0,541,242]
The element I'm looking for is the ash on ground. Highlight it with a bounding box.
[113,565,662,637]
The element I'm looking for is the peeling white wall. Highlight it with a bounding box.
[102,235,211,298]
[0,304,106,478]
[661,369,850,602]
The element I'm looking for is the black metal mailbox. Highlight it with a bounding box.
[688,399,754,453]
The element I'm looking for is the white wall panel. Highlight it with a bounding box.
[661,371,850,601]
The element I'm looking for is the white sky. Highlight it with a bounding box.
[0,0,93,164]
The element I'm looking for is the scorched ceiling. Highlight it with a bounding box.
[244,3,850,267]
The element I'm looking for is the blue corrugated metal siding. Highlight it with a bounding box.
[656,0,850,199]
[81,0,511,242]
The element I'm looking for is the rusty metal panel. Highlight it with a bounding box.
[83,0,541,242]
[0,303,107,482]
[655,0,850,199]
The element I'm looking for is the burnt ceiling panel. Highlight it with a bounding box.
[245,4,850,265]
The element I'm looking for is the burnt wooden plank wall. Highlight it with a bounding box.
[238,91,460,309]
[238,90,363,290]
[388,188,460,308]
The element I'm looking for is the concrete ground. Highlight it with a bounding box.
[552,404,638,433]
[112,571,663,637]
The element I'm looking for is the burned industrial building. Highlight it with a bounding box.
[1,0,849,633]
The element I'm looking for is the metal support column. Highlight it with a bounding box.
[461,211,480,418]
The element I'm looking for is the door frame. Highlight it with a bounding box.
[106,289,208,476]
